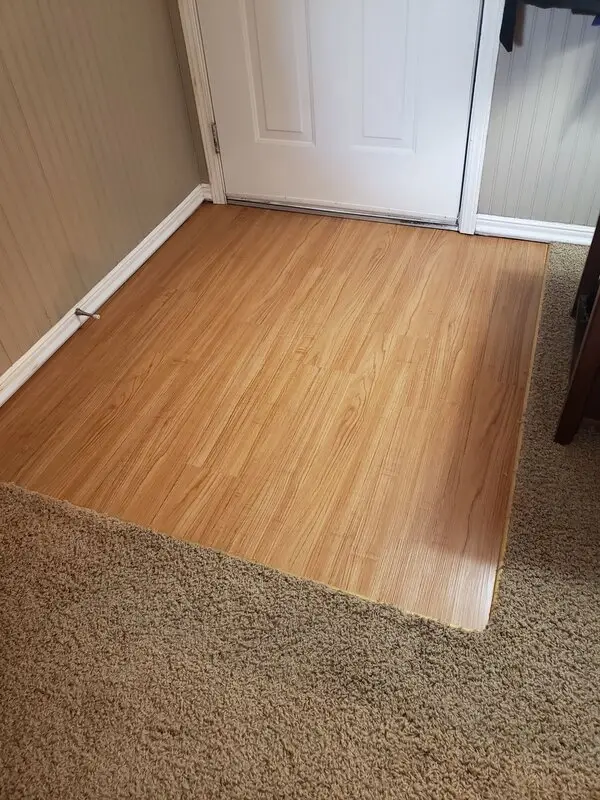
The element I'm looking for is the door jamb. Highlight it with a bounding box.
[178,0,504,224]
[178,0,227,204]
[458,0,504,234]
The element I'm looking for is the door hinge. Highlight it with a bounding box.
[211,121,221,155]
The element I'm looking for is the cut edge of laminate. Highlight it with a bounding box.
[489,244,550,621]
[2,479,483,632]
[0,184,207,409]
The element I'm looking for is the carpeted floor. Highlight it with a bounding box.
[1,244,599,799]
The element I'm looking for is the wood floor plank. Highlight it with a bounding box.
[0,204,547,628]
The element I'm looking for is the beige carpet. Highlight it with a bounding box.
[1,244,599,799]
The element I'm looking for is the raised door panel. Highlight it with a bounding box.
[242,0,314,143]
[360,0,416,150]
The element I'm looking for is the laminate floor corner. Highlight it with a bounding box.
[0,205,547,628]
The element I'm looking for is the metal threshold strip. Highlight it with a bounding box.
[227,196,458,231]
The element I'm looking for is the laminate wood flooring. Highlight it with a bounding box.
[0,205,547,628]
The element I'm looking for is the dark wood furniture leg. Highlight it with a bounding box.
[571,213,600,318]
[555,289,600,445]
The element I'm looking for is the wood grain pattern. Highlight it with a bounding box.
[0,0,200,367]
[0,206,547,629]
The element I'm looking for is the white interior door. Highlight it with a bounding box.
[198,0,481,223]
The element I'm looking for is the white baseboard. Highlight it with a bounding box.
[475,214,594,246]
[0,184,206,409]
[200,182,212,202]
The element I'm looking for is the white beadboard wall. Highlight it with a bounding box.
[479,6,600,226]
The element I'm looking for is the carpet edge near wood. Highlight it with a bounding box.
[1,243,599,799]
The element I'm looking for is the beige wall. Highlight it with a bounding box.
[479,6,600,225]
[0,0,202,368]
[168,0,209,180]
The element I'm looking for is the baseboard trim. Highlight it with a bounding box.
[0,184,206,409]
[475,214,594,246]
[200,182,212,202]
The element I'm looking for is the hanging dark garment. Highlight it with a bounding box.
[501,1,600,51]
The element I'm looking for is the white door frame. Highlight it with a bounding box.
[178,0,504,230]
[178,0,227,204]
[458,0,504,233]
